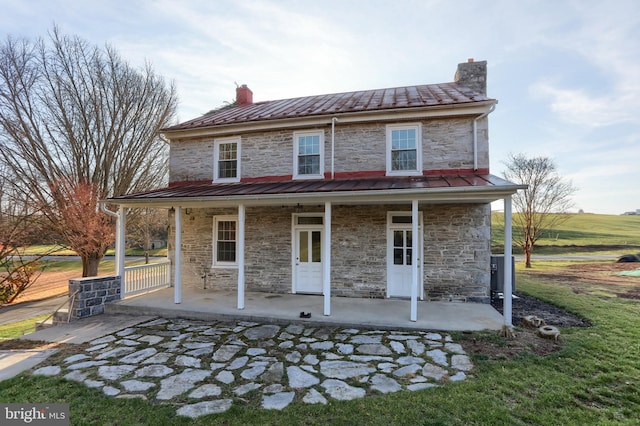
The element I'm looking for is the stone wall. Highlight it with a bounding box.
[168,116,489,183]
[68,276,121,319]
[424,203,491,302]
[330,205,388,297]
[171,203,491,302]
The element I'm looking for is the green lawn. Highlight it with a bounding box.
[0,315,50,340]
[1,266,639,425]
[492,212,640,254]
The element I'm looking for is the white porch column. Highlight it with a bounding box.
[237,204,245,310]
[323,201,332,316]
[116,206,126,298]
[503,196,513,327]
[174,206,182,304]
[410,200,419,322]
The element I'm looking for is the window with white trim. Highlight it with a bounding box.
[213,215,237,267]
[293,131,324,179]
[386,124,422,176]
[214,137,240,182]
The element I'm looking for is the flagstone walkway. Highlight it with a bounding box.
[32,317,474,419]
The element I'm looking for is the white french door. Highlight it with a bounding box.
[293,216,324,294]
[387,212,423,298]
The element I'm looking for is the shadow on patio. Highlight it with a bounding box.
[106,287,505,332]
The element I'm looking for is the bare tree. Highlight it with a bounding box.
[0,28,177,276]
[503,154,577,268]
[128,207,169,258]
[0,166,46,303]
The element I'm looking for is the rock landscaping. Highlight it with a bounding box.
[32,318,473,419]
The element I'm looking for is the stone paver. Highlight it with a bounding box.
[30,318,473,419]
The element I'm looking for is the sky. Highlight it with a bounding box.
[1,0,638,215]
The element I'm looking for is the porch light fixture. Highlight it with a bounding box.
[185,208,192,215]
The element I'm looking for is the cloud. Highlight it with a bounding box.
[109,0,359,119]
[528,1,640,128]
[531,82,639,128]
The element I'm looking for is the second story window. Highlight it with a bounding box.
[386,124,422,176]
[293,131,324,179]
[214,136,241,182]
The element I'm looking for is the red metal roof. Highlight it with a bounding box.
[111,174,519,203]
[164,82,493,132]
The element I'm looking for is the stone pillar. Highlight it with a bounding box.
[68,276,121,320]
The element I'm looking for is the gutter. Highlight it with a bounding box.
[161,101,497,139]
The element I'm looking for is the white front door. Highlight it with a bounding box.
[387,212,423,298]
[294,227,323,294]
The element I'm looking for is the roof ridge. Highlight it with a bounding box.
[163,81,492,132]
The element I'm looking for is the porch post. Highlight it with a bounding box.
[237,204,245,310]
[174,206,182,304]
[116,206,126,298]
[410,199,419,322]
[503,196,513,327]
[323,201,331,316]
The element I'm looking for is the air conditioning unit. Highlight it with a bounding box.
[490,255,515,297]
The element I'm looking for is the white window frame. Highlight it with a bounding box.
[213,136,241,183]
[293,130,324,180]
[212,215,238,268]
[386,123,422,176]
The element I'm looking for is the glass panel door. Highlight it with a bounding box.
[294,228,323,294]
[393,230,412,266]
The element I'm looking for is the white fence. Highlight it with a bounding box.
[123,260,171,297]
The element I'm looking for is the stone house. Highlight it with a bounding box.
[110,59,523,322]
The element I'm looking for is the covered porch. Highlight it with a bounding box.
[107,174,524,330]
[106,286,505,332]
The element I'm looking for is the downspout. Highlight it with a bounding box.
[99,201,118,218]
[99,202,124,286]
[331,117,338,179]
[473,103,496,171]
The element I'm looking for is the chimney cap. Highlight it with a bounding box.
[467,58,474,63]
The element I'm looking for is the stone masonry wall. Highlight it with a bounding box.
[330,205,388,297]
[172,203,491,301]
[68,276,121,319]
[169,137,214,182]
[423,203,491,302]
[168,116,489,182]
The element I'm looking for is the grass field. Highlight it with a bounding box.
[492,212,640,254]
[20,244,168,258]
[0,315,49,340]
[1,265,639,425]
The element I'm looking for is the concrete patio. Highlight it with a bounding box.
[106,287,505,332]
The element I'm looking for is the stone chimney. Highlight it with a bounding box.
[236,84,253,106]
[454,58,487,95]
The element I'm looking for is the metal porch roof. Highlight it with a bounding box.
[109,174,524,207]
